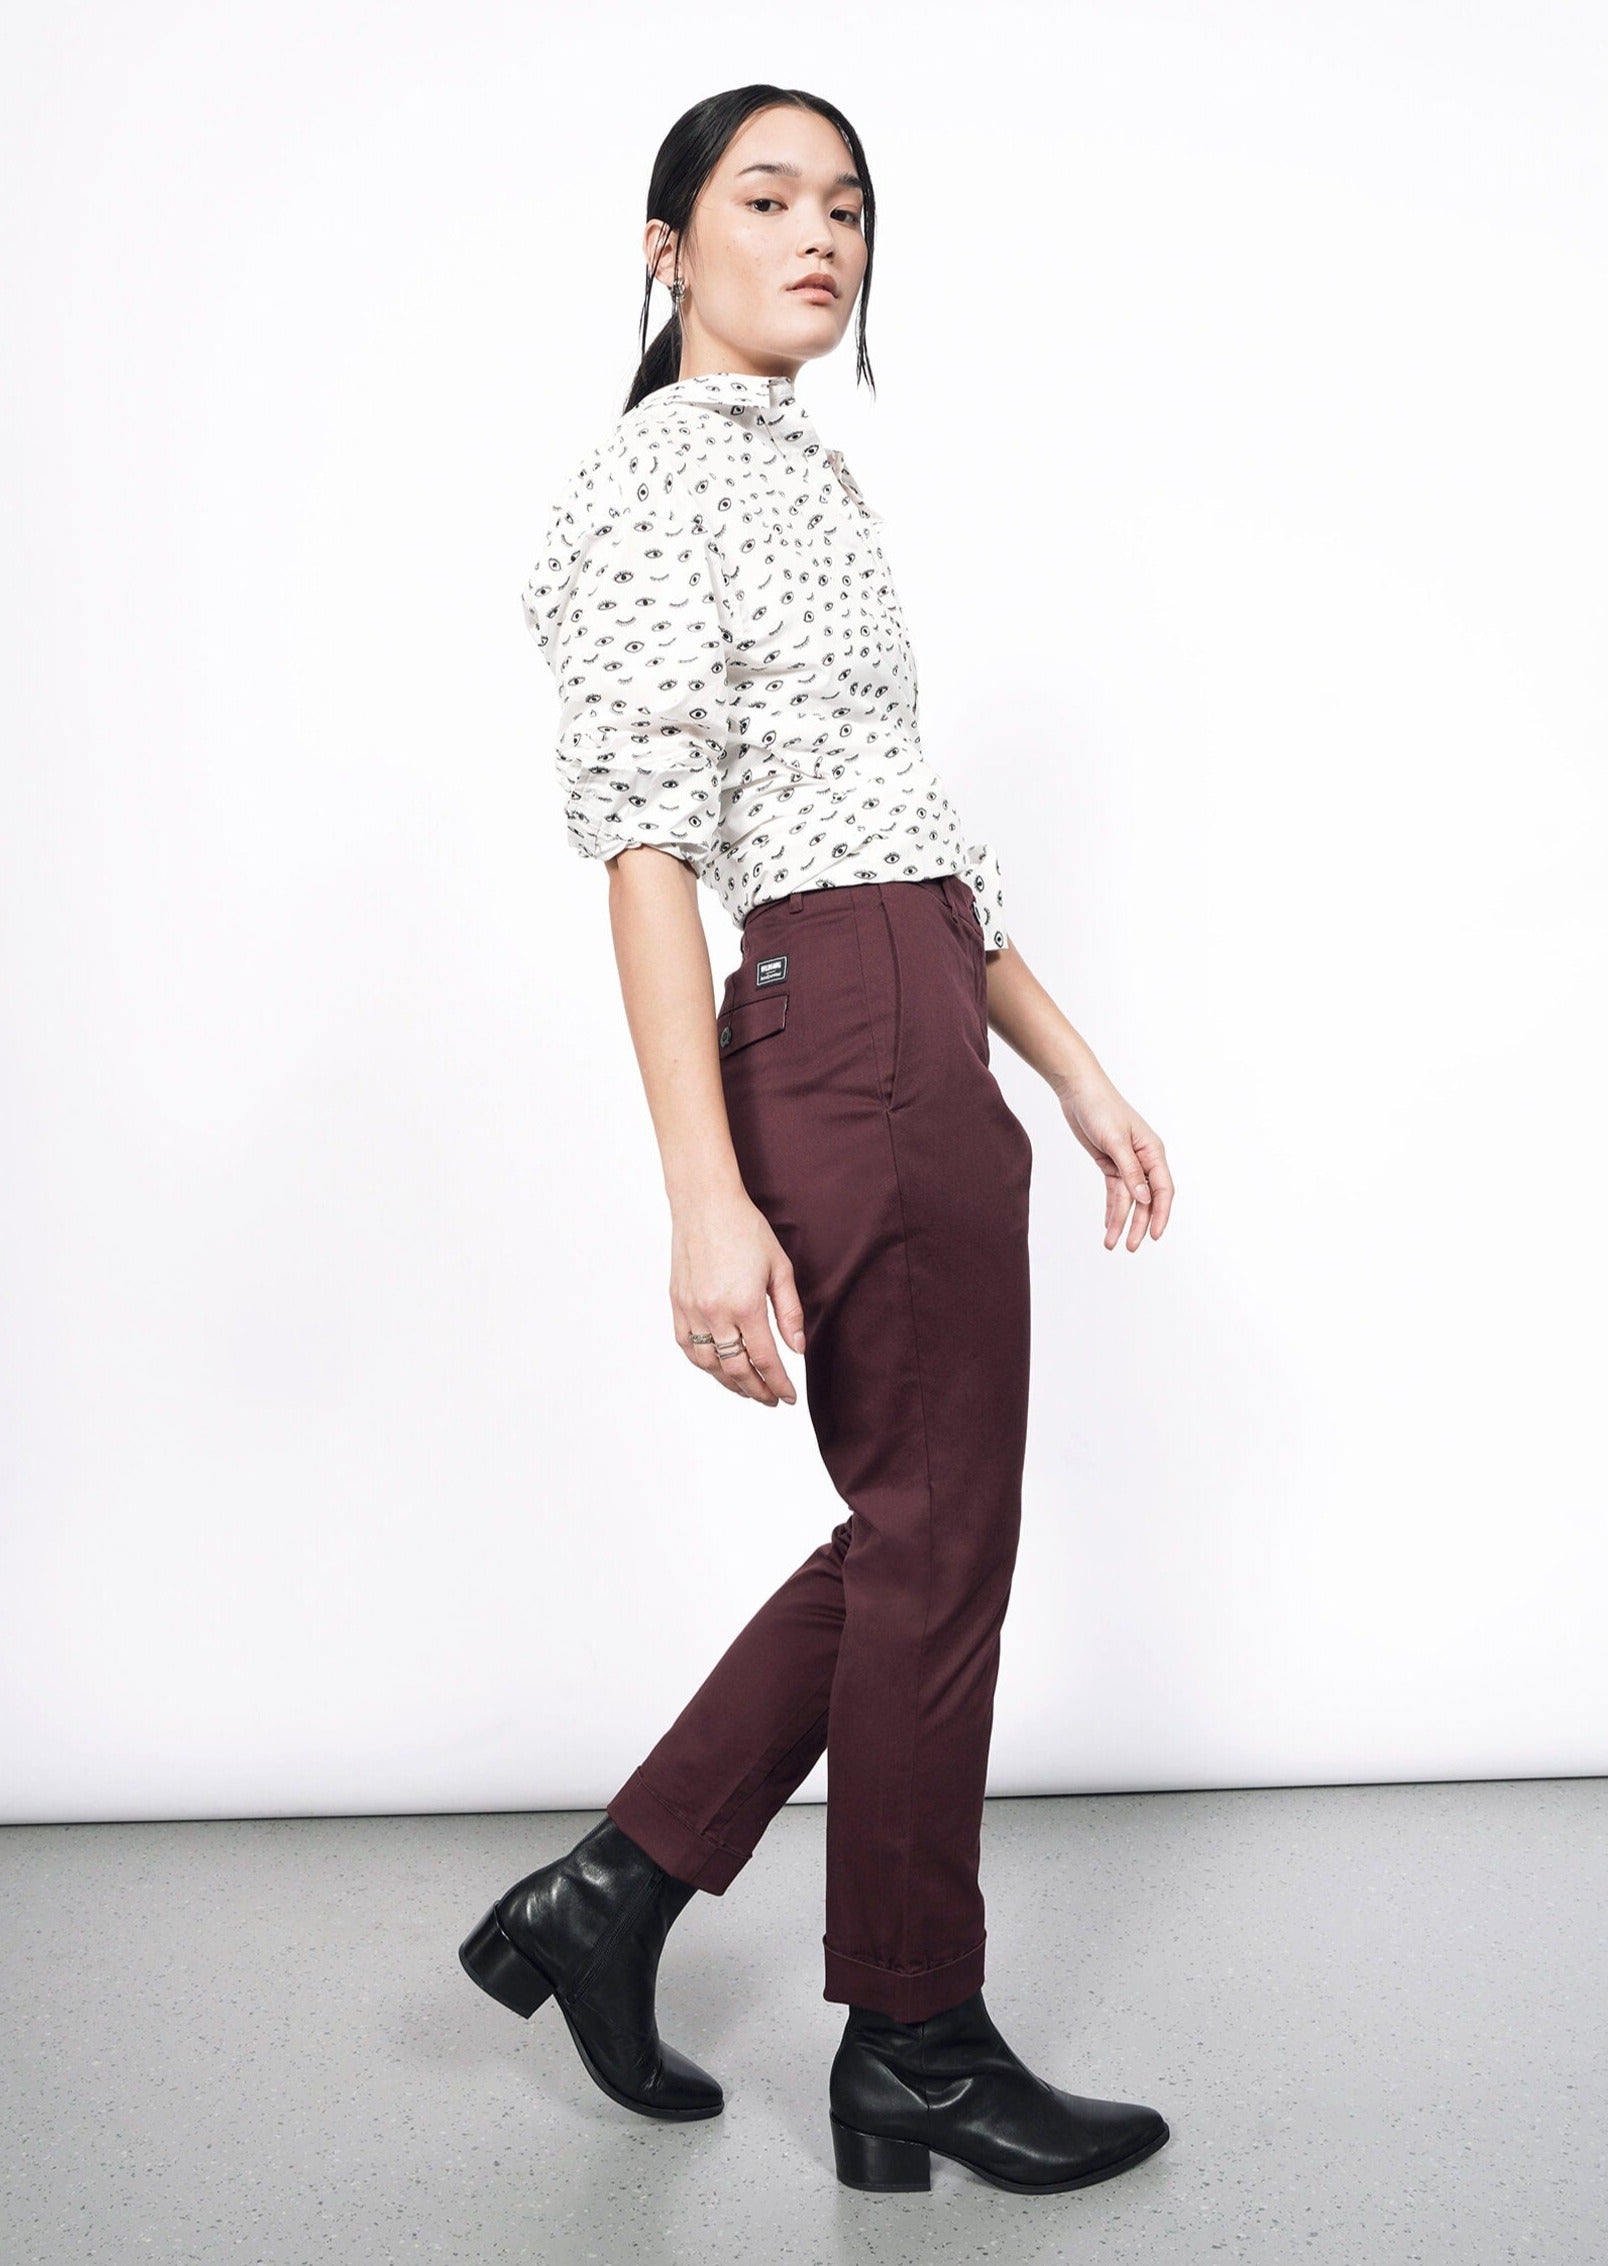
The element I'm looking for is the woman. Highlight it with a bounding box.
[461,86,1175,2198]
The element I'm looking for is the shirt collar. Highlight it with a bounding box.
[643,369,813,436]
[630,369,881,520]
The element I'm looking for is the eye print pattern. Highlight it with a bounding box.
[520,370,1010,951]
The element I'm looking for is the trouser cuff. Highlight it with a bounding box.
[822,1930,987,2022]
[606,1766,751,1894]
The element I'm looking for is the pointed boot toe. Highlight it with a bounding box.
[829,1987,1170,2194]
[564,2006,724,2119]
[1062,2089,1170,2158]
[459,1815,723,2122]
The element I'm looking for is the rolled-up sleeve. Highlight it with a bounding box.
[521,460,731,874]
[963,839,1010,952]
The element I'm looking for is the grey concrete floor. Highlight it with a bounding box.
[2,1778,1603,2264]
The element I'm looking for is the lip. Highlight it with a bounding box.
[787,274,838,300]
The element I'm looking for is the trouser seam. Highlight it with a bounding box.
[876,1073,938,1979]
[848,895,891,1110]
[702,1682,835,1841]
[630,1768,749,1866]
[875,890,906,1111]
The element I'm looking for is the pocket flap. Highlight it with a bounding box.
[718,991,788,1056]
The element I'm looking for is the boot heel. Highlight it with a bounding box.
[458,1905,555,2019]
[830,2111,932,2192]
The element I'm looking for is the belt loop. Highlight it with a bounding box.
[789,890,803,913]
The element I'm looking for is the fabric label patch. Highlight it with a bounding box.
[755,954,788,987]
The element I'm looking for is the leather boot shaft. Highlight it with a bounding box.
[498,1816,689,2003]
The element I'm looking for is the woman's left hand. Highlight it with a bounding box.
[1058,1074,1173,1249]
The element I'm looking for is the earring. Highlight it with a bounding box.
[670,278,685,313]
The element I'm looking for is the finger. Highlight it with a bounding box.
[1106,1140,1151,1250]
[1139,1150,1174,1238]
[1113,1139,1152,1214]
[1120,1136,1169,1248]
[1102,1162,1128,1250]
[769,1259,807,1363]
[706,1312,759,1396]
[735,1300,796,1407]
[671,1295,700,1365]
[674,1297,728,1387]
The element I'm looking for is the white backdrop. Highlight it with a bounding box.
[3,2,1604,1825]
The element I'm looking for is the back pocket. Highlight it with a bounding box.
[718,991,788,1058]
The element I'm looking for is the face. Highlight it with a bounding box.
[645,105,868,381]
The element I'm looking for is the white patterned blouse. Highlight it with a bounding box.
[520,368,1011,950]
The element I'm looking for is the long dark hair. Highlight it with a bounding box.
[624,87,877,416]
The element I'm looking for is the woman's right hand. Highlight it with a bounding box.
[596,847,806,1405]
[671,1192,807,1406]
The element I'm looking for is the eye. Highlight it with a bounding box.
[747,196,864,230]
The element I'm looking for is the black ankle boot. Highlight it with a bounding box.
[829,1988,1168,2192]
[458,1816,722,2121]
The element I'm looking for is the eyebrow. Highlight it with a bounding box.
[733,159,865,191]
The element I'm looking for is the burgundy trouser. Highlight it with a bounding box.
[606,873,1034,2022]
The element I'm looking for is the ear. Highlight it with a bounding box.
[643,218,679,288]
